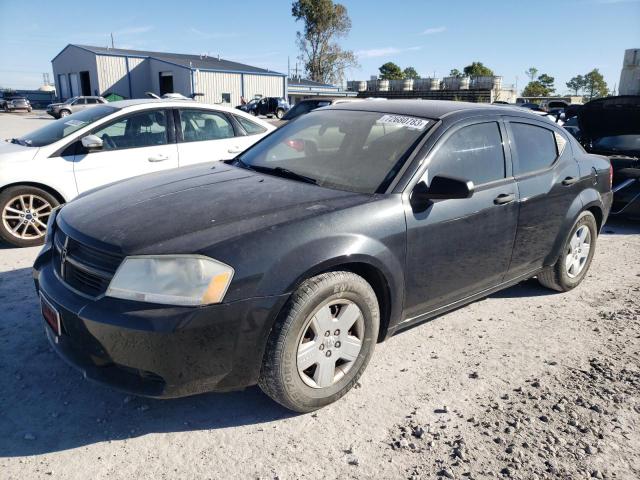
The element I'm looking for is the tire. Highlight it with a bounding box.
[250,109,257,116]
[275,108,285,119]
[259,271,380,412]
[0,186,59,248]
[59,109,71,117]
[537,211,598,292]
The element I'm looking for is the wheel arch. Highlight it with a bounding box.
[544,188,604,266]
[0,182,67,204]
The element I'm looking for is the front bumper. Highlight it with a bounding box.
[33,246,288,398]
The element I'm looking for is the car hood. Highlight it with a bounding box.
[47,103,65,108]
[58,163,369,254]
[578,96,640,141]
[0,140,39,162]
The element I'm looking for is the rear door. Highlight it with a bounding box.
[503,117,580,279]
[73,108,178,193]
[403,118,519,319]
[176,108,245,165]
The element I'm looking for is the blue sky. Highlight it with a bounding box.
[1,0,639,94]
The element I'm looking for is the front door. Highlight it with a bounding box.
[73,109,178,193]
[403,119,519,320]
[176,108,245,165]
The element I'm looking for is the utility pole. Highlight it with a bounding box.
[287,56,290,78]
[110,33,115,49]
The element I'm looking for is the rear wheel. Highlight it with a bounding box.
[259,271,379,412]
[0,186,59,247]
[275,108,285,119]
[59,109,71,117]
[537,211,597,292]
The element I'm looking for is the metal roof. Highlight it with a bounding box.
[56,44,285,76]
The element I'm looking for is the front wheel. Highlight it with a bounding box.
[0,186,59,247]
[259,271,380,412]
[59,109,70,117]
[275,108,285,119]
[537,211,598,292]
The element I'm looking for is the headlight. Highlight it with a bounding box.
[106,255,234,306]
[44,206,61,244]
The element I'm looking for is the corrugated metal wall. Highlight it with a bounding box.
[243,74,284,100]
[127,57,149,99]
[96,55,130,97]
[194,70,242,105]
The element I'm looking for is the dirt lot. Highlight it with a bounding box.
[0,112,639,479]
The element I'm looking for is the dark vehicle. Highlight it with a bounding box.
[1,96,32,112]
[281,98,359,122]
[34,101,612,412]
[517,102,544,111]
[237,97,290,119]
[578,95,640,218]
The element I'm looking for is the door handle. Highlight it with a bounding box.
[562,176,578,186]
[148,154,169,162]
[494,193,515,205]
[227,147,242,154]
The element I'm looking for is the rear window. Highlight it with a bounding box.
[234,115,267,135]
[510,123,558,175]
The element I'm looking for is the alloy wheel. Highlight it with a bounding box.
[1,194,53,241]
[565,225,591,278]
[296,299,365,389]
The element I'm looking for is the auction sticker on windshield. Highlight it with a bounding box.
[64,120,86,127]
[377,114,431,130]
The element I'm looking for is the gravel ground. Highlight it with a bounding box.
[0,111,639,479]
[0,220,638,480]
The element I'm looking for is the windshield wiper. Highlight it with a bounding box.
[249,165,318,185]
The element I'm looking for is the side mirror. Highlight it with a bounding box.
[410,175,474,210]
[81,134,103,151]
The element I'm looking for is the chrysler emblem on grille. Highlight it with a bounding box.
[60,237,70,277]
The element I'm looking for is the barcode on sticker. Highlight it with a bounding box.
[377,115,429,130]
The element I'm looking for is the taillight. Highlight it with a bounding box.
[609,163,613,190]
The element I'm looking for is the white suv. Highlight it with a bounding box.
[0,99,274,247]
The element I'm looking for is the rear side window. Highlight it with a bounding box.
[234,115,267,135]
[430,122,505,186]
[180,109,235,142]
[510,123,558,175]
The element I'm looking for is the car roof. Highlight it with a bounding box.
[107,98,241,114]
[325,99,541,120]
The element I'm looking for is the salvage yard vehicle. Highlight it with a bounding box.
[577,95,640,218]
[46,96,107,118]
[0,99,274,247]
[237,97,290,118]
[281,98,360,122]
[1,96,32,112]
[33,100,612,412]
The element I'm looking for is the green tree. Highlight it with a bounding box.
[583,69,608,100]
[463,62,494,77]
[291,0,358,83]
[379,62,404,80]
[449,68,463,78]
[566,75,585,96]
[537,73,555,94]
[525,67,538,82]
[522,81,550,97]
[403,66,420,79]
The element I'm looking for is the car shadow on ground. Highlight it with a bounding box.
[601,217,640,236]
[0,267,295,458]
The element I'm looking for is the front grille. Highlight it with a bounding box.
[54,228,124,297]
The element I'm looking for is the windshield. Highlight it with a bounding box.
[16,105,117,147]
[592,134,640,153]
[283,101,331,120]
[237,109,433,193]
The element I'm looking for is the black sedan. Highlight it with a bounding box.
[34,101,612,412]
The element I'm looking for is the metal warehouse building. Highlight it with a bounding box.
[51,44,287,105]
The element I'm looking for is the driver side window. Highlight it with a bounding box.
[92,110,168,151]
[429,122,506,186]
